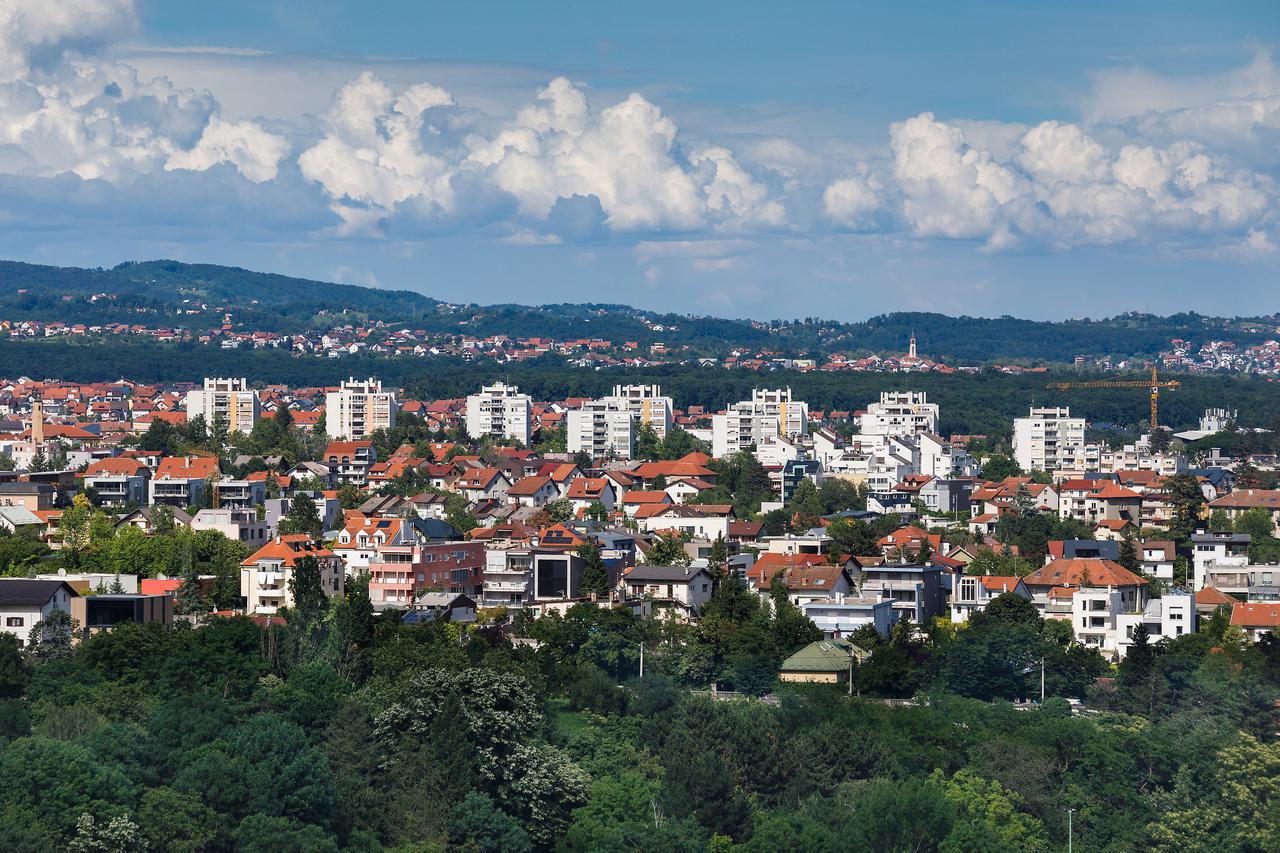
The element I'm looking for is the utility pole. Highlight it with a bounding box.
[1066,808,1075,853]
[848,649,854,697]
[639,641,644,679]
[1041,656,1046,703]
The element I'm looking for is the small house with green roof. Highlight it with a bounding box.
[778,638,868,684]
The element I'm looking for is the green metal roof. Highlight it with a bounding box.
[779,639,864,673]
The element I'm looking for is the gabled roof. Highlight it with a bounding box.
[1195,586,1236,607]
[155,455,219,481]
[242,535,336,567]
[82,455,148,473]
[566,477,609,500]
[0,578,78,605]
[747,552,829,585]
[508,475,555,497]
[977,575,1024,593]
[1210,489,1280,510]
[456,467,506,490]
[323,440,373,459]
[538,523,585,549]
[780,639,864,673]
[623,490,671,505]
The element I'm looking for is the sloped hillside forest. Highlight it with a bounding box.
[1,580,1278,852]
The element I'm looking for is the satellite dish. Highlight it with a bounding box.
[57,567,66,576]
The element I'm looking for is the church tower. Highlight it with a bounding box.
[31,396,44,447]
[908,331,917,360]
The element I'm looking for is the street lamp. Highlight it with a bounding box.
[1065,808,1075,853]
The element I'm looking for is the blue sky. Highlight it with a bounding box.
[2,1,1277,319]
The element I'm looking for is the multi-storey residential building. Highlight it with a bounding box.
[566,400,635,459]
[185,377,259,434]
[325,377,397,441]
[149,455,220,507]
[482,547,533,607]
[466,382,532,446]
[1193,531,1252,591]
[1116,592,1196,656]
[1191,531,1280,596]
[1098,443,1187,476]
[191,508,271,545]
[213,477,266,510]
[602,384,673,438]
[1012,406,1086,473]
[859,391,939,438]
[1208,489,1280,535]
[367,541,485,608]
[1057,479,1143,525]
[1022,559,1147,648]
[81,457,149,506]
[239,535,344,615]
[949,575,1031,623]
[323,441,376,487]
[854,561,945,624]
[711,388,808,458]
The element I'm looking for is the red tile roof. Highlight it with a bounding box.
[1231,601,1280,629]
[1023,558,1146,589]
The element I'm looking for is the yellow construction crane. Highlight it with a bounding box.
[1046,366,1181,431]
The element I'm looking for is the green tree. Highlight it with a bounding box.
[0,634,29,698]
[1116,623,1159,716]
[288,556,330,623]
[1118,534,1140,573]
[706,533,728,582]
[577,541,609,597]
[980,454,1022,481]
[447,792,532,853]
[1163,472,1207,546]
[27,607,76,659]
[278,493,322,538]
[647,532,690,567]
[137,787,217,853]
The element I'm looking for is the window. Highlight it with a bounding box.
[5,617,22,627]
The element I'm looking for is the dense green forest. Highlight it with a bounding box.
[3,337,1279,436]
[1,259,1277,360]
[1,581,1277,852]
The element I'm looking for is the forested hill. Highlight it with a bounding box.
[1,258,1277,362]
[0,260,439,334]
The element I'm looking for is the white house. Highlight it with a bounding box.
[622,564,714,616]
[0,579,77,648]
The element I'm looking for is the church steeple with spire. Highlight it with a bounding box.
[908,330,917,360]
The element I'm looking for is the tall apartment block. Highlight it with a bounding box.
[466,382,532,446]
[186,377,259,434]
[325,377,397,441]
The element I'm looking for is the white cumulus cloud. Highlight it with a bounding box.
[0,0,287,184]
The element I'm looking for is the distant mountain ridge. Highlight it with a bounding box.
[0,258,1276,363]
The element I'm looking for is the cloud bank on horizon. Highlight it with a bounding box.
[0,0,1277,314]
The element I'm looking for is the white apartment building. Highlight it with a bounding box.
[325,377,397,441]
[711,388,808,458]
[567,401,635,459]
[1013,406,1086,473]
[859,391,939,438]
[602,384,673,438]
[1116,592,1196,657]
[482,547,533,608]
[186,377,259,434]
[466,382,532,446]
[1098,442,1187,476]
